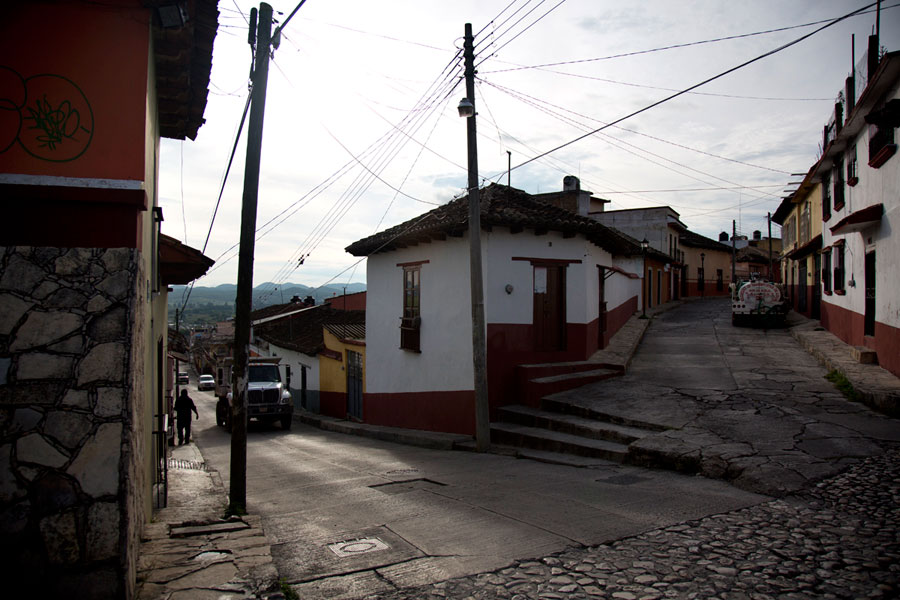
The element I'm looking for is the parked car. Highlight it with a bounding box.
[198,374,215,391]
[177,371,189,385]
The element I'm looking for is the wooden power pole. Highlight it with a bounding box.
[230,2,273,515]
[463,23,491,452]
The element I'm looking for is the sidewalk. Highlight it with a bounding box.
[787,313,900,416]
[135,442,281,599]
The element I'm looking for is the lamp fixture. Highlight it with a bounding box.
[457,97,474,118]
[640,238,649,251]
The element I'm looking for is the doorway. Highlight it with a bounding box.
[798,261,808,313]
[865,251,876,336]
[812,253,821,319]
[534,265,566,351]
[597,267,607,347]
[346,350,363,420]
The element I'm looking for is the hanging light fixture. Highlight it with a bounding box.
[457,97,474,118]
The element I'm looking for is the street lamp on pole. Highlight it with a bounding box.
[641,238,649,318]
[460,23,490,452]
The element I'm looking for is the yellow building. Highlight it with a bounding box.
[773,166,825,319]
[319,322,366,421]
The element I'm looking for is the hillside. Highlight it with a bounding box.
[168,282,366,326]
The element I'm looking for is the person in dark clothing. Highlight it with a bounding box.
[174,388,199,445]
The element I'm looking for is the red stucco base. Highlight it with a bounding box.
[486,296,637,415]
[360,297,639,435]
[364,390,475,435]
[821,301,900,378]
[319,391,346,419]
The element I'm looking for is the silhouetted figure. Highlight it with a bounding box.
[175,389,199,445]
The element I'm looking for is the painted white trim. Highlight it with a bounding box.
[0,173,144,191]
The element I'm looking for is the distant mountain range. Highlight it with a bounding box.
[168,282,366,325]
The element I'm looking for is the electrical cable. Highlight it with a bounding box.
[475,0,569,67]
[505,2,877,175]
[481,79,794,175]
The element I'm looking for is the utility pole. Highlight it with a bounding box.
[462,23,491,452]
[767,212,773,280]
[731,220,737,283]
[230,2,273,515]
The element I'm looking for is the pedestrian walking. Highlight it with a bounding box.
[174,388,199,445]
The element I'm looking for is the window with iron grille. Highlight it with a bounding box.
[822,170,832,221]
[833,244,845,293]
[823,251,832,293]
[400,265,421,351]
[833,159,845,210]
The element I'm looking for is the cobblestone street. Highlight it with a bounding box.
[370,448,899,600]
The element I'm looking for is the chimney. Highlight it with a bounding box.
[290,295,302,304]
[753,230,762,241]
[563,175,580,191]
[719,231,729,242]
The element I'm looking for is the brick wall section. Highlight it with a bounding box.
[0,246,141,598]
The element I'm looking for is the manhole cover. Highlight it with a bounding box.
[328,537,390,558]
[369,478,445,495]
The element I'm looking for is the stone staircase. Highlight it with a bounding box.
[461,360,669,466]
[515,361,624,407]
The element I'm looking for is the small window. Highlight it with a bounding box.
[822,170,832,221]
[847,148,859,186]
[833,244,845,292]
[868,101,897,168]
[400,265,421,351]
[833,159,845,210]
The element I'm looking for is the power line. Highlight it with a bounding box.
[480,4,897,74]
[506,2,877,175]
[475,0,569,67]
[481,79,794,175]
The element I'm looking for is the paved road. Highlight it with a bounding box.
[191,392,762,598]
[189,298,900,598]
[555,298,900,496]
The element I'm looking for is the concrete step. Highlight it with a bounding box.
[490,422,630,462]
[522,367,623,406]
[498,405,649,445]
[541,397,669,432]
[517,360,624,380]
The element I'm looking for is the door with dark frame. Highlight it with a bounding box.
[534,265,566,352]
[865,251,876,337]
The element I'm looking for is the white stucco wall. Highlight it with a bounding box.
[608,255,644,309]
[366,238,475,394]
[366,228,642,395]
[821,79,900,329]
[484,229,612,326]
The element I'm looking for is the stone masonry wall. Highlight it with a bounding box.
[0,246,141,599]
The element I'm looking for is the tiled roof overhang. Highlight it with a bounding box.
[346,184,640,257]
[160,233,214,284]
[146,0,219,140]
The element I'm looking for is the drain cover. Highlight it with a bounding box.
[328,537,390,558]
[369,478,446,494]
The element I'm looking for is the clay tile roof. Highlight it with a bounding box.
[679,229,732,252]
[254,306,365,356]
[346,183,640,257]
[149,0,219,140]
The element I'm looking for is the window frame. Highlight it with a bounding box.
[397,261,426,352]
[833,242,845,294]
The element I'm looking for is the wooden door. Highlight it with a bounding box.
[346,350,363,420]
[865,251,876,336]
[534,265,566,351]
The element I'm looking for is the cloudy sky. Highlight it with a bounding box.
[158,0,899,293]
